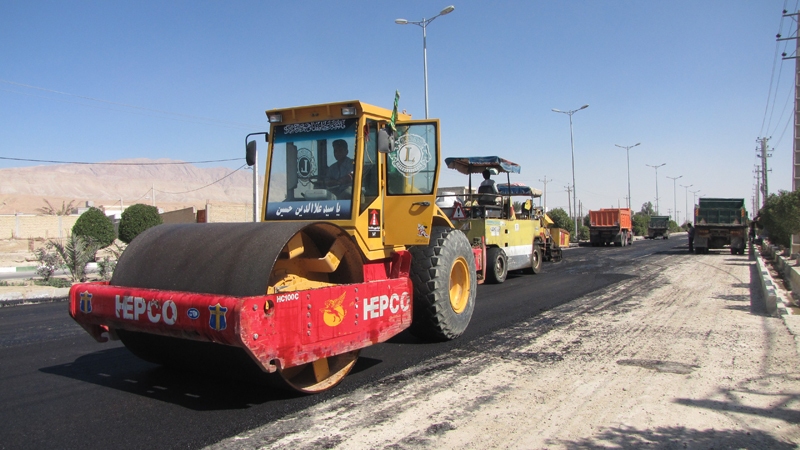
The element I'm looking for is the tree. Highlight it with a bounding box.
[118,204,163,244]
[632,212,650,237]
[640,202,654,216]
[37,199,77,216]
[50,234,98,282]
[578,225,590,241]
[72,207,116,249]
[759,190,800,248]
[547,208,573,235]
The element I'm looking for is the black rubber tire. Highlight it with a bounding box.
[731,247,737,255]
[409,227,477,341]
[485,247,508,284]
[525,244,543,274]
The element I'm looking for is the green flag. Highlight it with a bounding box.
[388,90,400,133]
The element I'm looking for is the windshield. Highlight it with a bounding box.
[266,118,358,220]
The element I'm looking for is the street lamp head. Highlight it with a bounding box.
[579,104,589,110]
[395,18,408,24]
[634,142,640,147]
[551,108,563,113]
[440,5,455,15]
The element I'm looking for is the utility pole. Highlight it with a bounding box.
[666,175,682,224]
[565,185,573,223]
[690,189,701,222]
[539,176,552,211]
[753,165,762,211]
[779,9,800,254]
[780,10,800,192]
[646,163,666,215]
[680,184,693,226]
[756,137,772,201]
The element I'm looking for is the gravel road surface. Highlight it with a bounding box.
[210,247,800,449]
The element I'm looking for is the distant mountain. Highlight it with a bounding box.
[0,159,255,214]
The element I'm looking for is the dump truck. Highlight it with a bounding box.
[68,99,479,393]
[589,208,633,247]
[693,198,748,255]
[646,215,670,239]
[438,156,568,284]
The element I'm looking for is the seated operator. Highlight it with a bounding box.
[325,139,354,199]
[479,169,499,193]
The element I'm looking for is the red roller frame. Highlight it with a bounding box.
[69,251,413,372]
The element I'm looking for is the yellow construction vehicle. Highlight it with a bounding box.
[68,99,477,393]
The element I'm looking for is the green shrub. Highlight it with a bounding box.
[72,207,115,249]
[547,208,574,236]
[759,190,800,248]
[632,212,650,236]
[34,243,63,281]
[118,204,163,244]
[50,234,99,282]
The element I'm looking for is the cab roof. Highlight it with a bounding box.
[497,183,542,197]
[444,156,521,175]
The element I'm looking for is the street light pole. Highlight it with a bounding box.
[690,189,701,222]
[615,142,640,209]
[666,175,682,224]
[646,163,666,214]
[680,184,693,225]
[395,5,455,119]
[552,104,589,240]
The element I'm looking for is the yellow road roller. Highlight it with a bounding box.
[69,99,477,393]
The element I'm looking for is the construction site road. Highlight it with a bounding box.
[1,235,798,449]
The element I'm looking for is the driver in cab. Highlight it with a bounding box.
[325,139,354,199]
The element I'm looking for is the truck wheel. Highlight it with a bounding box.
[523,244,543,274]
[409,227,477,341]
[730,247,737,255]
[485,247,508,284]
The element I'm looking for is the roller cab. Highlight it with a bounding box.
[69,99,478,393]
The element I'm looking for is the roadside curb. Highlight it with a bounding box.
[0,262,101,307]
[753,246,784,316]
[753,245,800,359]
[0,288,70,307]
[0,265,37,273]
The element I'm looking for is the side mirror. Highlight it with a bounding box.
[244,132,268,166]
[246,140,257,166]
[377,128,394,154]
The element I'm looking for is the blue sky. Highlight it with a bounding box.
[1,0,797,223]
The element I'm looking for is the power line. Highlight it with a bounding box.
[126,164,250,203]
[0,79,262,129]
[761,7,789,136]
[154,164,248,195]
[0,156,241,165]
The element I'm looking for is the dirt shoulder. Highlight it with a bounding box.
[209,250,800,449]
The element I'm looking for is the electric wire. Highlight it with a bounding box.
[126,164,250,203]
[760,5,788,136]
[0,79,261,130]
[154,164,248,195]
[0,156,241,165]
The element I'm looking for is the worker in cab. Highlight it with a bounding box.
[479,169,499,194]
[325,139,354,199]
